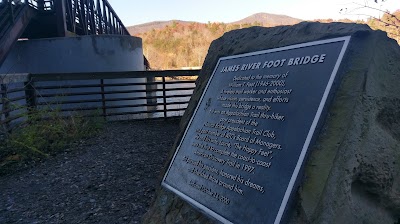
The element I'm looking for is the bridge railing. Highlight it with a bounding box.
[0,1,27,37]
[0,0,54,13]
[0,70,199,133]
[64,0,130,36]
[0,0,129,36]
[26,0,53,11]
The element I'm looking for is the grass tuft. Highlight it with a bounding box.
[0,108,105,176]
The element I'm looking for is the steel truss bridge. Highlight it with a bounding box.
[0,0,130,65]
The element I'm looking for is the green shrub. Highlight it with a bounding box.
[0,108,105,175]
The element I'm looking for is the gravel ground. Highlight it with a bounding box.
[0,118,180,224]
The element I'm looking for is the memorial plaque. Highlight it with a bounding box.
[162,37,350,223]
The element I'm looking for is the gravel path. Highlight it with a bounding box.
[0,118,180,224]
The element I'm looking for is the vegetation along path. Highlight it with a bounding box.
[0,118,180,224]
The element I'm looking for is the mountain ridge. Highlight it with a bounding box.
[230,12,302,25]
[127,12,302,35]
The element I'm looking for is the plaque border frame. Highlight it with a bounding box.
[162,36,351,224]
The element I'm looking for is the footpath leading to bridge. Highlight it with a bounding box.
[0,118,180,223]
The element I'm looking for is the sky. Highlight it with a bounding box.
[107,0,400,27]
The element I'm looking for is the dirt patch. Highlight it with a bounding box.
[0,118,180,224]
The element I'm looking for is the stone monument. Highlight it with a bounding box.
[144,22,400,224]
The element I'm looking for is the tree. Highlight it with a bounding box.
[340,0,400,43]
[368,10,400,43]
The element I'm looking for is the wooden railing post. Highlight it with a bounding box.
[146,76,157,116]
[100,78,106,118]
[24,78,37,113]
[1,83,11,132]
[162,76,167,118]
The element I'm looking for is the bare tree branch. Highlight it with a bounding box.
[340,1,400,31]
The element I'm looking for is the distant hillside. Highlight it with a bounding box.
[129,11,399,69]
[130,12,305,69]
[127,13,302,35]
[127,20,193,35]
[129,11,399,70]
[231,12,302,26]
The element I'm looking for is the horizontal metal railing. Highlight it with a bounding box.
[0,70,199,133]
